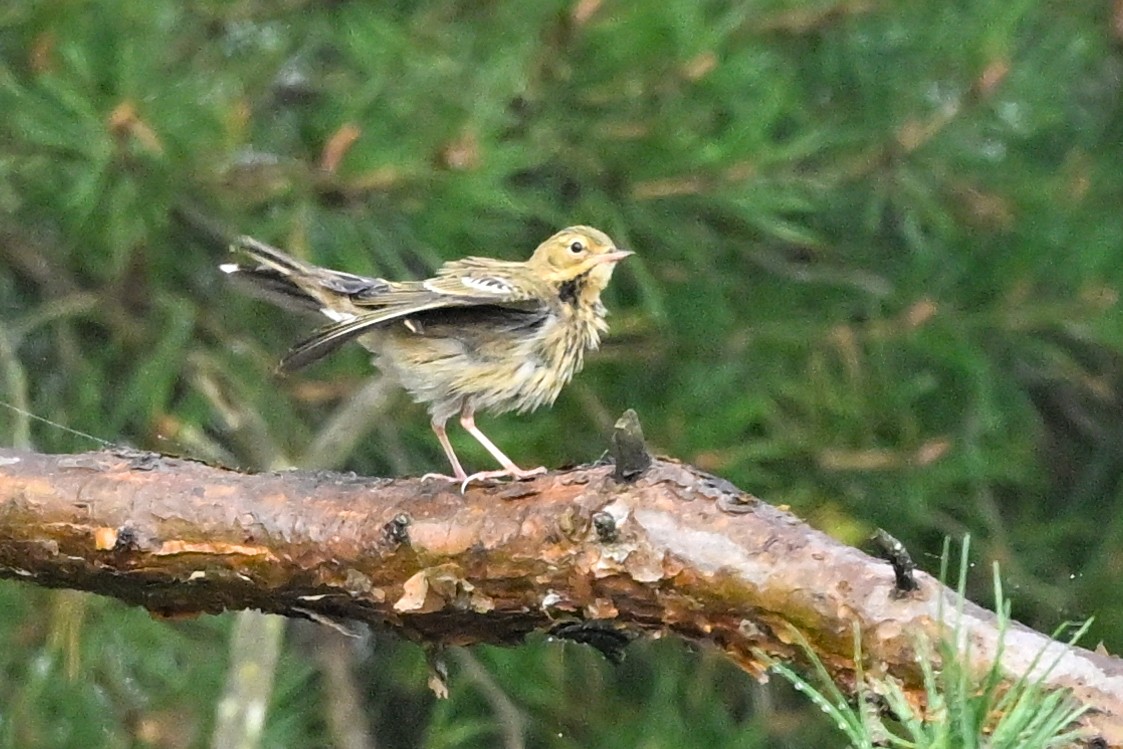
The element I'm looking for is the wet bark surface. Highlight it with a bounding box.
[1,447,1121,745]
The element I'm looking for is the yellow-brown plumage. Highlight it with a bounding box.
[222,226,631,486]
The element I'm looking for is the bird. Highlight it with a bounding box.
[220,226,632,487]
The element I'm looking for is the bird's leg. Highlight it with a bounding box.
[421,418,470,482]
[458,406,547,490]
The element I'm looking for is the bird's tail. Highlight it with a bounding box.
[221,236,388,315]
[220,236,321,312]
[225,235,318,276]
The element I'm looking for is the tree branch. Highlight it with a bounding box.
[0,447,1120,744]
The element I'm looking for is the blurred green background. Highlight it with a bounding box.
[2,0,1122,746]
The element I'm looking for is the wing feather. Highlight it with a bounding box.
[274,254,549,371]
[280,292,545,372]
[280,301,443,371]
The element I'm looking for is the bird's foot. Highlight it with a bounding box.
[421,471,467,483]
[460,465,547,493]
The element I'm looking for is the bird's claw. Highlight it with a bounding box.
[421,471,465,483]
[420,466,547,493]
[459,465,547,493]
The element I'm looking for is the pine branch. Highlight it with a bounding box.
[0,446,1120,745]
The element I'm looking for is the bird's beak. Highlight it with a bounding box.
[595,249,634,265]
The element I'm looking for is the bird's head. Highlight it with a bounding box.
[528,226,632,296]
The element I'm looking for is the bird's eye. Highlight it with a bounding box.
[568,241,585,254]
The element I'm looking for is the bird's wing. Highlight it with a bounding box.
[279,261,546,372]
[423,256,540,299]
[280,299,459,371]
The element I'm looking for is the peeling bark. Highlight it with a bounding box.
[0,447,1121,745]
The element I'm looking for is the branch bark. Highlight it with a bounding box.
[0,447,1120,744]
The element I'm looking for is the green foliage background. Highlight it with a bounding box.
[1,0,1121,746]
